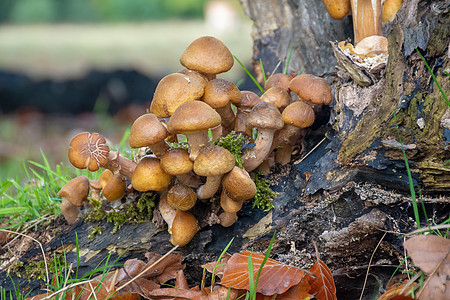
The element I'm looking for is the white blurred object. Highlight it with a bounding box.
[204,0,240,31]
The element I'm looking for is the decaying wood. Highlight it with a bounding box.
[1,0,449,298]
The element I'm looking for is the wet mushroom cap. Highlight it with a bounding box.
[179,36,234,75]
[382,0,402,23]
[129,114,168,148]
[282,101,315,128]
[193,145,235,177]
[222,166,257,201]
[68,132,110,172]
[150,72,206,118]
[260,86,291,111]
[289,74,332,106]
[57,175,90,207]
[170,210,200,246]
[160,148,193,175]
[239,91,261,111]
[247,101,284,131]
[167,184,197,211]
[131,156,172,192]
[264,73,292,92]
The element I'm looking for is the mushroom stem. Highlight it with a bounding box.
[242,128,277,172]
[185,130,210,161]
[176,172,203,189]
[196,175,223,199]
[210,124,223,141]
[216,105,235,135]
[218,211,238,227]
[148,140,171,159]
[103,151,137,179]
[220,190,244,213]
[158,192,176,233]
[350,0,382,44]
[60,198,80,225]
[275,146,294,166]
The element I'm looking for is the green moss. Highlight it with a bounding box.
[11,254,64,281]
[214,131,246,168]
[252,172,277,211]
[88,227,102,240]
[84,192,157,234]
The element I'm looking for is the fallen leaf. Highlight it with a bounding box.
[256,278,312,300]
[404,235,450,300]
[378,283,416,300]
[149,285,241,300]
[307,259,337,300]
[202,254,231,279]
[220,251,306,296]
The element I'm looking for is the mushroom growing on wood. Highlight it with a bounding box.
[167,100,221,161]
[260,86,291,112]
[170,210,200,247]
[235,90,261,136]
[68,132,137,179]
[57,175,90,224]
[242,102,284,172]
[131,156,172,192]
[167,183,197,211]
[350,0,382,44]
[160,147,202,188]
[289,74,332,106]
[264,73,292,93]
[129,113,170,158]
[193,145,235,199]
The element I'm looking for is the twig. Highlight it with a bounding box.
[415,252,449,299]
[0,228,49,285]
[293,136,327,165]
[115,245,179,293]
[359,232,387,300]
[42,279,94,299]
[3,214,52,249]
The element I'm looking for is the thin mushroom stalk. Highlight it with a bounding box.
[242,128,278,172]
[351,0,382,44]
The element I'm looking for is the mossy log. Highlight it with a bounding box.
[1,1,449,298]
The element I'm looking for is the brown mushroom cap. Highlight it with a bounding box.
[247,101,284,131]
[222,166,257,201]
[321,0,351,20]
[238,91,261,111]
[202,78,241,109]
[57,175,90,207]
[288,74,332,106]
[150,72,206,118]
[129,114,168,148]
[167,183,197,211]
[167,100,221,134]
[68,132,110,172]
[260,87,291,111]
[282,101,315,129]
[99,170,126,201]
[170,210,200,246]
[131,156,172,192]
[382,0,402,23]
[160,148,193,175]
[264,73,292,92]
[180,36,234,75]
[193,145,235,177]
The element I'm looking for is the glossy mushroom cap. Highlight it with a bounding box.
[167,183,197,211]
[321,0,351,19]
[193,145,235,177]
[180,36,234,75]
[289,74,332,106]
[68,132,109,172]
[160,148,193,175]
[222,166,257,201]
[264,73,292,92]
[170,210,200,247]
[150,72,206,118]
[282,101,315,129]
[131,156,172,192]
[260,87,291,112]
[99,169,126,201]
[57,175,90,207]
[129,114,168,148]
[239,91,261,112]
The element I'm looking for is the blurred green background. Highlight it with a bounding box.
[0,0,253,181]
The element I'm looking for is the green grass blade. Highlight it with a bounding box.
[254,232,276,296]
[260,59,267,85]
[247,251,255,300]
[283,44,293,75]
[0,207,29,215]
[211,237,234,291]
[416,48,450,107]
[234,55,265,94]
[393,111,420,228]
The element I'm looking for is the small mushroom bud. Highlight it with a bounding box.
[264,73,292,93]
[99,169,126,201]
[160,148,202,188]
[260,87,291,112]
[129,113,170,158]
[170,210,200,247]
[167,183,197,211]
[68,132,137,179]
[57,176,90,224]
[289,74,332,106]
[131,156,172,192]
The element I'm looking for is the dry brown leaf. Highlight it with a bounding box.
[404,235,450,300]
[378,283,416,300]
[202,254,231,279]
[220,251,306,296]
[255,278,312,300]
[307,259,336,300]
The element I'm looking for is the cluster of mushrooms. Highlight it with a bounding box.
[58,36,332,247]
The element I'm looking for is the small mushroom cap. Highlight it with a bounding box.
[289,74,332,105]
[167,183,197,211]
[129,114,168,148]
[100,170,126,201]
[160,148,193,175]
[222,166,257,201]
[170,210,200,246]
[180,36,234,75]
[167,100,221,134]
[282,101,315,129]
[57,175,90,207]
[238,91,261,111]
[131,156,172,192]
[218,211,238,227]
[202,78,242,109]
[193,145,235,177]
[264,73,292,92]
[260,87,291,111]
[89,179,102,191]
[382,0,402,23]
[150,72,206,118]
[321,0,351,19]
[60,198,80,225]
[247,102,284,130]
[68,132,110,172]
